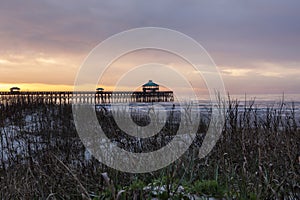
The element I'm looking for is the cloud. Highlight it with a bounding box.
[0,59,14,65]
[222,68,252,77]
[0,0,299,93]
[220,62,300,94]
[1,0,299,60]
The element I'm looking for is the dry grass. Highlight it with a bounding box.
[0,96,299,199]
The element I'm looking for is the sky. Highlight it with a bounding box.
[0,0,300,95]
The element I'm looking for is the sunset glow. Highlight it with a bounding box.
[0,1,299,95]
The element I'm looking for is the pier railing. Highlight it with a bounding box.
[0,91,174,105]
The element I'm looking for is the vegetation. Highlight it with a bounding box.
[0,96,299,199]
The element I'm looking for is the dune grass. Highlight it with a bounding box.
[0,96,299,199]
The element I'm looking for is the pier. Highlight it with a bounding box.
[0,80,174,105]
[0,91,174,105]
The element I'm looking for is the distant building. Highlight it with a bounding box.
[96,87,104,92]
[10,87,20,93]
[142,80,159,93]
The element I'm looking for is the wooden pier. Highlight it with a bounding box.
[0,81,174,105]
[0,91,174,105]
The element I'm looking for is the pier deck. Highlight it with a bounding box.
[0,91,174,105]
